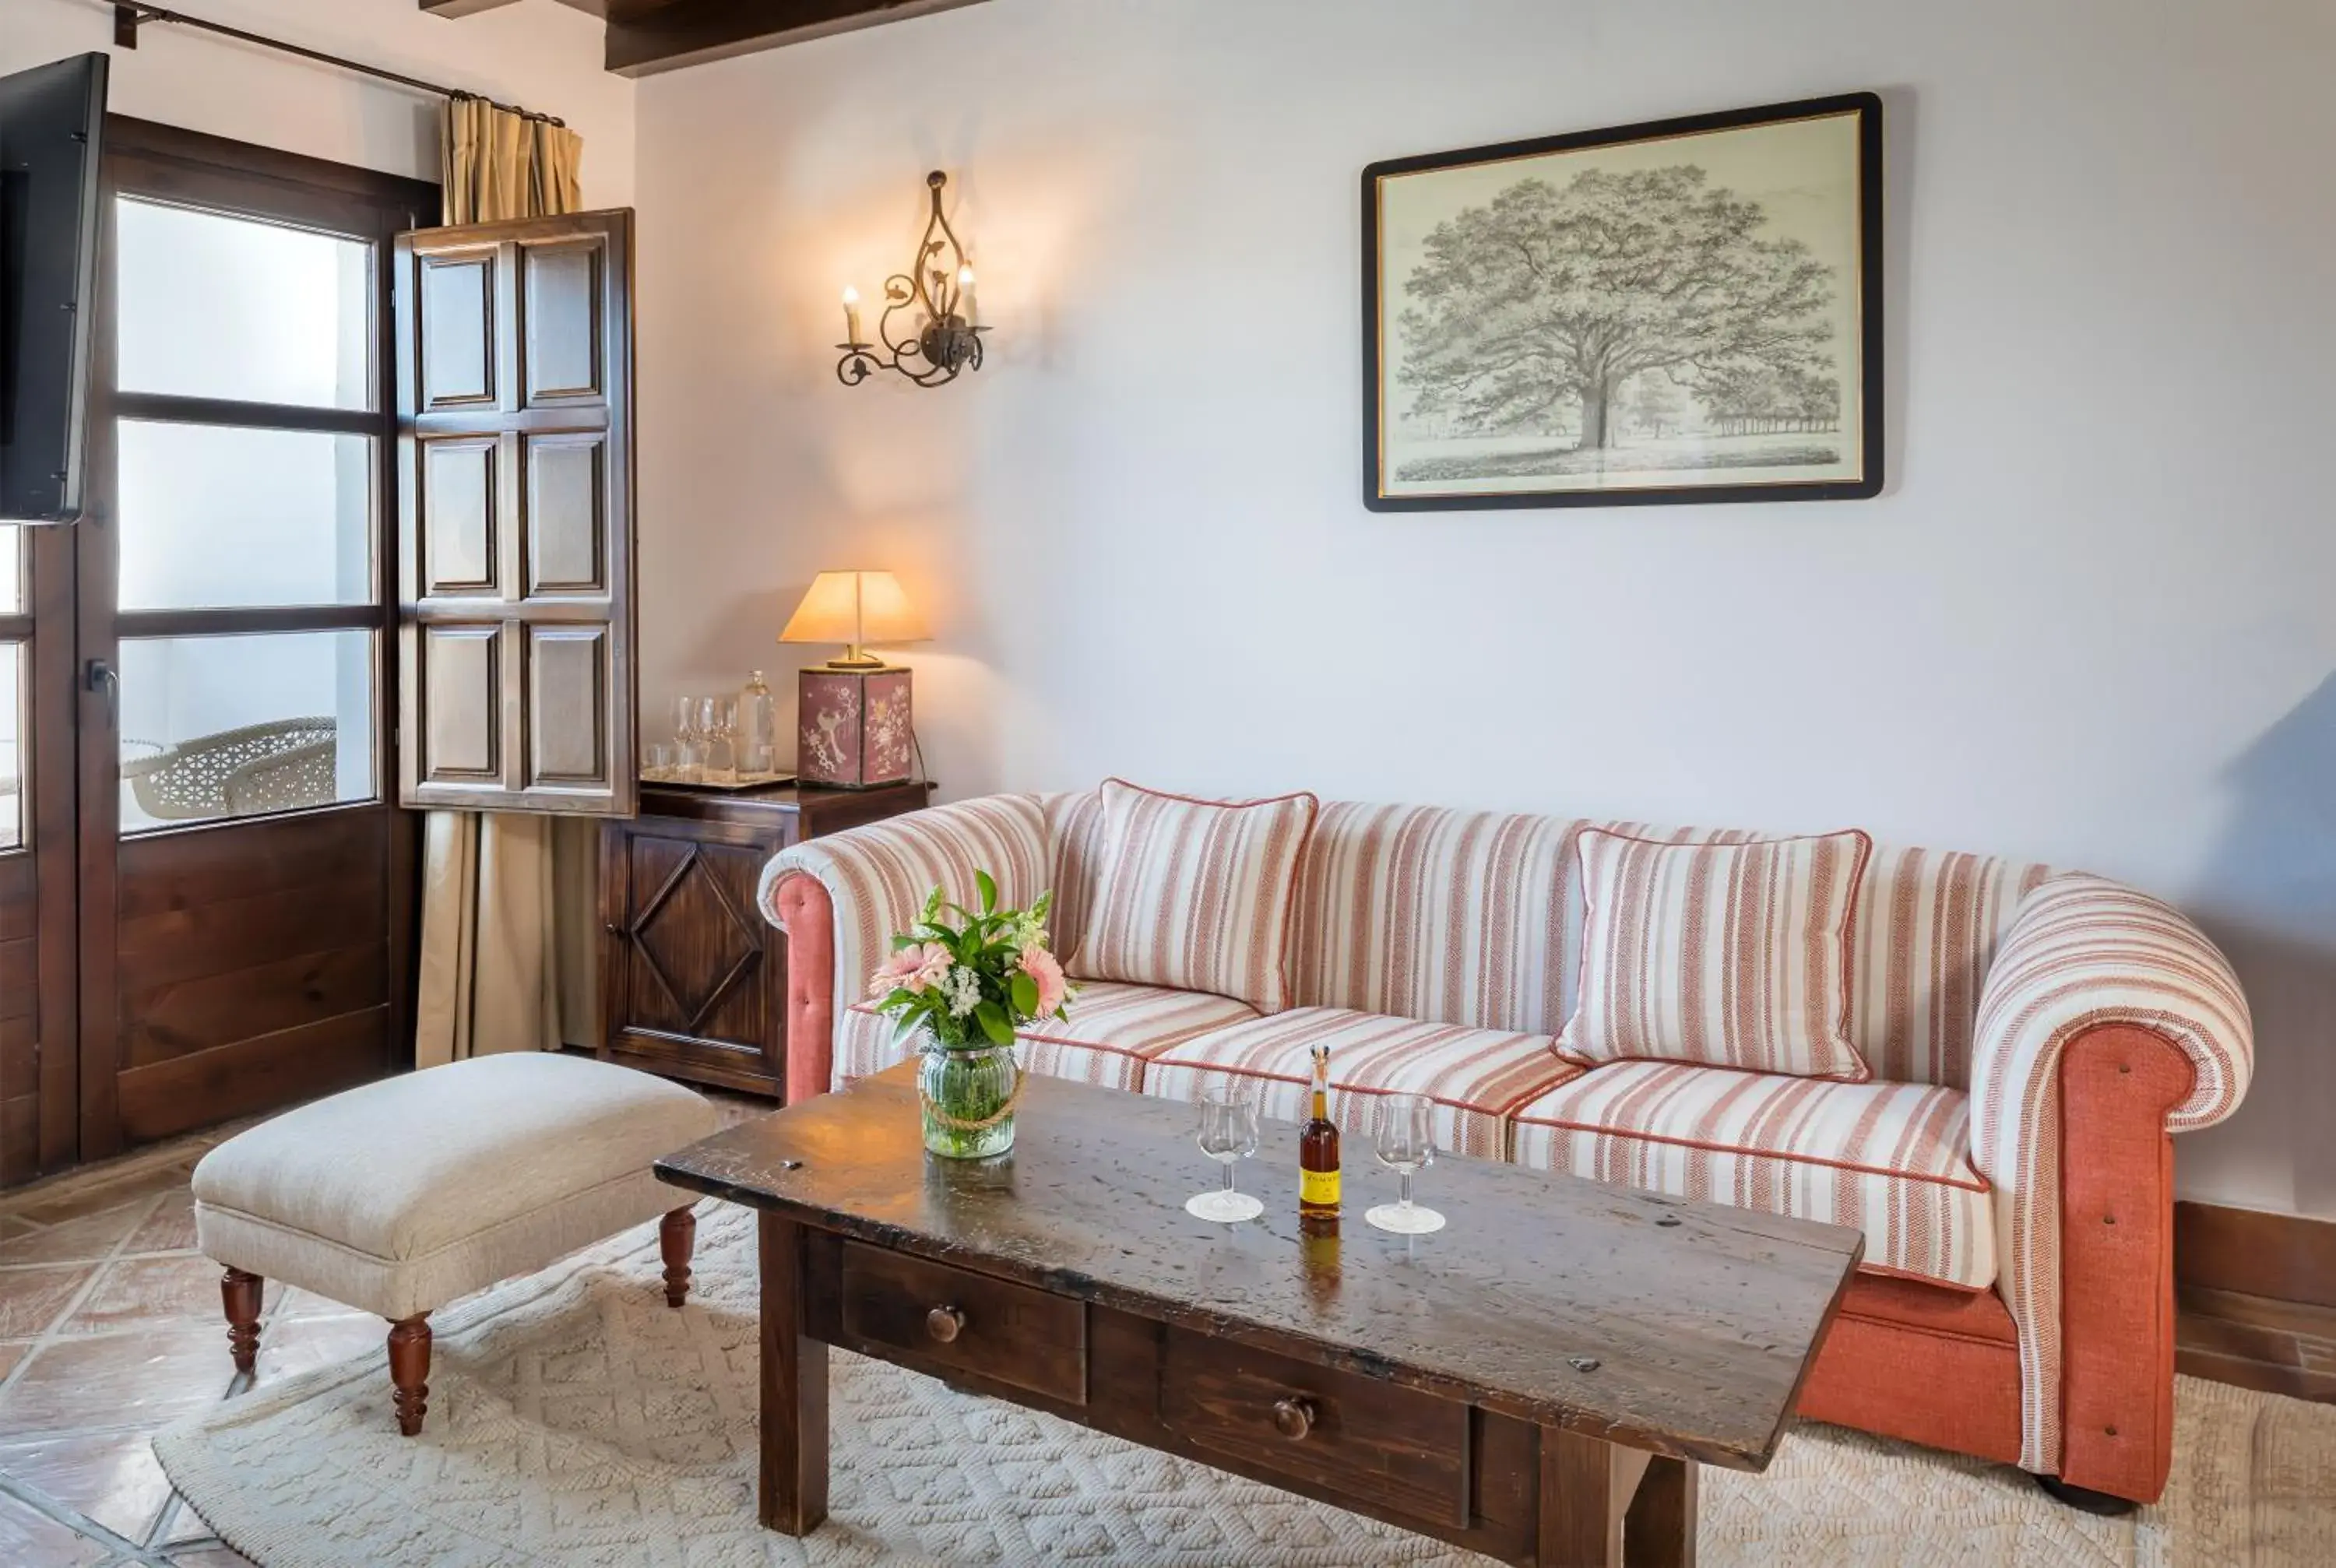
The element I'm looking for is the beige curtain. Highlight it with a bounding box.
[441,96,582,226]
[414,98,598,1068]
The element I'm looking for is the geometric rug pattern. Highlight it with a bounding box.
[155,1201,2336,1566]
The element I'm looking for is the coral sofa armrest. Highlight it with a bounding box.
[755,794,1049,1097]
[1966,873,2252,1478]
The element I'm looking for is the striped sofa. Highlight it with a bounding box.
[758,790,2252,1506]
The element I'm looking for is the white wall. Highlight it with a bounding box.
[635,0,2336,1217]
[3,0,633,206]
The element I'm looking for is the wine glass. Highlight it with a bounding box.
[1186,1086,1263,1222]
[1365,1092,1445,1235]
[697,696,737,783]
[671,696,704,782]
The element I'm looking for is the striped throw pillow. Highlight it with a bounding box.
[1068,779,1319,1014]
[1557,828,1874,1080]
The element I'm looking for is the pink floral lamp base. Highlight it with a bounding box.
[797,668,913,788]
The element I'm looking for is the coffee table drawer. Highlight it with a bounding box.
[1160,1330,1468,1527]
[837,1241,1087,1405]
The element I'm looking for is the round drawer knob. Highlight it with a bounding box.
[926,1305,966,1344]
[1272,1396,1318,1441]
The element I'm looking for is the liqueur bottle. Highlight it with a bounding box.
[1299,1042,1340,1229]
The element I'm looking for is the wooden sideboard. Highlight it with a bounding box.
[597,780,931,1098]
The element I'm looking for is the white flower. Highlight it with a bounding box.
[944,966,982,1019]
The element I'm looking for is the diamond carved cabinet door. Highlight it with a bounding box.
[597,782,935,1100]
[606,820,787,1093]
[394,209,636,816]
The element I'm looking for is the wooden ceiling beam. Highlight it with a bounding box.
[602,0,987,76]
[416,0,529,17]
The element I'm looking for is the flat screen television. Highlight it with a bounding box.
[0,51,107,523]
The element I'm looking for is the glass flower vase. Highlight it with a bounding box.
[917,1036,1020,1159]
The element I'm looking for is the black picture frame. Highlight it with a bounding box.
[1362,91,1884,512]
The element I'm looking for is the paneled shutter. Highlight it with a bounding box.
[392,208,635,816]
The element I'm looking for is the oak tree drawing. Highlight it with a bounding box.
[1396,165,1840,460]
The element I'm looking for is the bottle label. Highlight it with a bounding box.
[1301,1168,1341,1207]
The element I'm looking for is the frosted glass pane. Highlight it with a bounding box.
[116,199,372,410]
[0,642,19,851]
[118,422,373,610]
[0,526,19,614]
[118,631,375,835]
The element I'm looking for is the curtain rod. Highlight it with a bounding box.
[110,4,566,126]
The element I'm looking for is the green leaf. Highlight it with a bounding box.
[1010,972,1039,1017]
[921,884,945,923]
[976,870,997,915]
[973,1000,1015,1046]
[1032,889,1053,921]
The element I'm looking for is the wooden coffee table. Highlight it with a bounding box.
[656,1063,1863,1567]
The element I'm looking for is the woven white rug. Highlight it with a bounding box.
[154,1202,2336,1566]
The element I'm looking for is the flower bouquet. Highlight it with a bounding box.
[867,871,1071,1158]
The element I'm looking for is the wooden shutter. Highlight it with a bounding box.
[392,209,636,816]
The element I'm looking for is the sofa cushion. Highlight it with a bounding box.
[1286,801,1596,1037]
[1018,983,1261,1092]
[840,983,1259,1092]
[1145,1007,1581,1161]
[1510,1060,1995,1290]
[1069,778,1319,1013]
[1049,790,2056,1090]
[1558,828,1874,1080]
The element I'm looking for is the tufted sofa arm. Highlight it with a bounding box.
[1970,874,2252,1154]
[756,794,1049,1097]
[1966,872,2252,1483]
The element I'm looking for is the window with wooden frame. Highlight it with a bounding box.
[72,121,437,1161]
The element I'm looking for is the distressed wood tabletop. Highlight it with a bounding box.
[657,1063,1863,1471]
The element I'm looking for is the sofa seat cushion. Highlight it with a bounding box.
[1145,1008,1581,1161]
[191,1053,717,1321]
[1511,1060,1995,1291]
[1018,983,1261,1091]
[840,983,1259,1091]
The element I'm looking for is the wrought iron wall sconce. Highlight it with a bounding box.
[837,171,987,388]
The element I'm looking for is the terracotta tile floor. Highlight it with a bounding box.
[0,1084,770,1566]
[0,1127,260,1566]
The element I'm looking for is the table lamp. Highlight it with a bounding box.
[779,569,929,788]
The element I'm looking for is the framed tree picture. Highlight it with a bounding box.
[1363,92,1883,510]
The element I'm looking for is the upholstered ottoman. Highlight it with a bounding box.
[191,1053,719,1435]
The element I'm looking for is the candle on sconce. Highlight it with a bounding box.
[831,171,983,388]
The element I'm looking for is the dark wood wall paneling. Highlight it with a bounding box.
[2175,1201,2336,1403]
[108,813,396,1144]
[3,495,82,1183]
[0,856,36,1178]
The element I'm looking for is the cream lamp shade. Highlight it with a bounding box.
[779,570,930,669]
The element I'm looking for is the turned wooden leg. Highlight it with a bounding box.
[660,1206,697,1308]
[387,1315,432,1437]
[220,1268,263,1375]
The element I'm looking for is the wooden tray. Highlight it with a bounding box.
[639,769,795,791]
